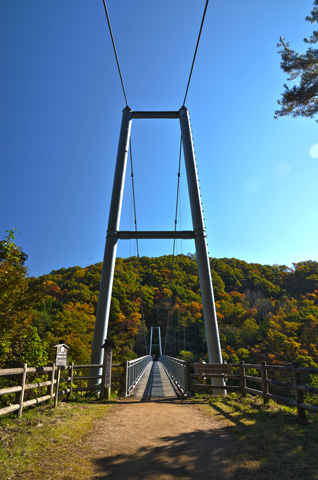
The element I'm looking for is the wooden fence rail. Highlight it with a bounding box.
[0,362,125,419]
[189,360,318,421]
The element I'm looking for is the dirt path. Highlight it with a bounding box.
[85,399,237,480]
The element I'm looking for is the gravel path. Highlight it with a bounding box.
[86,399,236,480]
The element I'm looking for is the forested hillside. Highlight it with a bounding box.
[1,231,318,368]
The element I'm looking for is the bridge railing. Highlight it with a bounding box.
[160,355,190,396]
[125,355,153,397]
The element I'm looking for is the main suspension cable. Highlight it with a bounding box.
[183,0,209,105]
[102,0,128,106]
[102,0,209,108]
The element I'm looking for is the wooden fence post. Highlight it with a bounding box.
[47,363,55,399]
[260,361,269,404]
[69,362,74,397]
[292,362,306,422]
[18,363,27,419]
[54,366,61,408]
[239,361,246,397]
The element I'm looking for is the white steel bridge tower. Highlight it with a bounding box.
[89,106,224,391]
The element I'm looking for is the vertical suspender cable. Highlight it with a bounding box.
[163,139,183,355]
[129,141,148,354]
[172,138,183,258]
[129,141,139,258]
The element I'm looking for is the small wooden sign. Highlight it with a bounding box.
[194,363,232,375]
[54,343,69,367]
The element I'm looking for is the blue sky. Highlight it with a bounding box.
[1,0,318,278]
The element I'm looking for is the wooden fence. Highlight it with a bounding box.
[0,362,126,419]
[190,361,318,421]
[1,359,318,422]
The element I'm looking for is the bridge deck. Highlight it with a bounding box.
[132,361,179,400]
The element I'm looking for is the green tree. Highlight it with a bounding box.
[45,302,95,364]
[0,230,29,331]
[275,1,318,120]
[0,230,47,367]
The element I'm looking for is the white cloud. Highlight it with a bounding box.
[309,143,318,158]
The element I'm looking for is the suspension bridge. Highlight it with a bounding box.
[125,327,189,400]
[131,360,180,400]
[87,0,227,397]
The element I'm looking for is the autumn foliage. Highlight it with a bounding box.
[1,231,318,369]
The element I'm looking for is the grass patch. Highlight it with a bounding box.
[192,393,318,480]
[0,400,113,480]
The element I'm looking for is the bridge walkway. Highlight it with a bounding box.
[131,361,179,400]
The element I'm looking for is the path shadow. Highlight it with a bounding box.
[92,399,318,480]
[199,400,318,480]
[93,424,233,480]
[141,361,155,401]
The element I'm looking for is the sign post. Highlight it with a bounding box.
[101,339,115,400]
[54,343,69,407]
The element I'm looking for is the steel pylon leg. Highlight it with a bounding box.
[149,327,153,356]
[89,107,132,382]
[179,106,226,394]
[158,326,162,357]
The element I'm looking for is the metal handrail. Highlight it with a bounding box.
[160,355,188,395]
[126,355,152,397]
